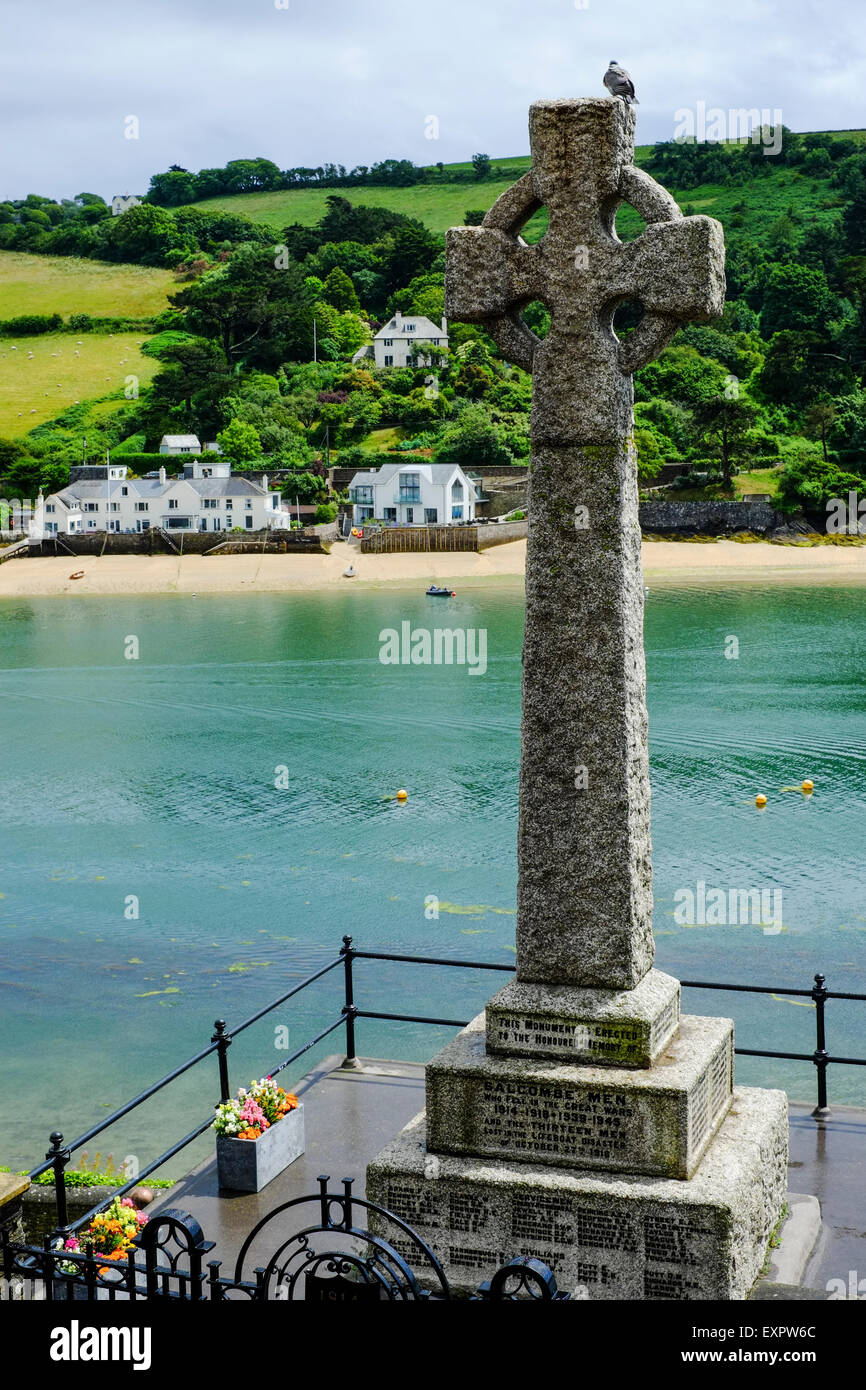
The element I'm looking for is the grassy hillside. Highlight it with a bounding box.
[181,177,527,239]
[0,252,174,320]
[0,333,159,436]
[182,136,858,247]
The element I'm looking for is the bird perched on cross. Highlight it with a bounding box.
[603,61,639,105]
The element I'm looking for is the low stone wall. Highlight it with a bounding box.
[477,519,528,548]
[29,527,333,558]
[639,500,786,536]
[21,1185,114,1246]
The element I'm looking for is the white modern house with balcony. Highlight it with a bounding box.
[41,458,292,536]
[347,459,478,526]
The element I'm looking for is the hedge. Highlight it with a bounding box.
[112,453,170,473]
[0,313,63,336]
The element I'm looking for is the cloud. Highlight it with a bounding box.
[1,0,864,200]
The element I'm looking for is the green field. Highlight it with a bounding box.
[0,252,174,320]
[182,135,859,247]
[0,332,159,436]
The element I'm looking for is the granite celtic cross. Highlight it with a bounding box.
[446,98,725,991]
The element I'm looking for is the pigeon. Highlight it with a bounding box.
[604,61,639,105]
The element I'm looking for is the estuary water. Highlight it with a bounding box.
[1,581,865,1172]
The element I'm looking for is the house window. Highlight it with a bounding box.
[84,503,99,512]
[424,508,437,523]
[121,487,128,496]
[168,498,178,509]
[406,508,414,523]
[452,481,464,500]
[135,502,149,512]
[384,508,397,522]
[405,357,412,366]
[245,499,252,509]
[110,503,120,512]
[225,499,232,510]
[45,504,55,513]
[406,323,415,331]
[398,473,420,502]
[452,505,463,520]
[384,355,393,366]
[383,338,393,346]
[203,498,218,509]
[245,515,253,529]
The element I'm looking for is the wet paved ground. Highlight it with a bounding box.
[149,1060,864,1298]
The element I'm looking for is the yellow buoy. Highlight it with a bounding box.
[396,789,408,802]
[802,779,814,794]
[755,793,768,808]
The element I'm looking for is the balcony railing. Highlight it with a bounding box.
[395,492,421,504]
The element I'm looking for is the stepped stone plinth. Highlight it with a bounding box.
[427,1013,732,1179]
[369,1088,788,1300]
[367,95,787,1300]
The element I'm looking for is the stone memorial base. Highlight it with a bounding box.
[427,1012,733,1179]
[485,968,680,1067]
[368,1086,788,1300]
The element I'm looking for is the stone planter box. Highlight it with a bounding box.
[216,1105,305,1193]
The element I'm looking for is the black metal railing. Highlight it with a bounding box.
[2,1176,567,1302]
[27,937,866,1236]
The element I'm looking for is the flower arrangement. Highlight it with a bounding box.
[56,1196,148,1271]
[213,1076,299,1141]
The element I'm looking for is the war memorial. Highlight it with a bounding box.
[367,95,789,1299]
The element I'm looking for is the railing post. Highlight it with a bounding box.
[46,1132,70,1237]
[811,973,830,1119]
[340,935,362,1070]
[211,1019,232,1103]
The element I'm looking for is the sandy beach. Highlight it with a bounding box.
[2,539,866,597]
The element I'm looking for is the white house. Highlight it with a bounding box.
[367,311,448,369]
[159,434,201,456]
[111,194,142,217]
[348,459,478,526]
[41,460,292,536]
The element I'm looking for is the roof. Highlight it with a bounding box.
[160,434,201,447]
[54,476,269,503]
[348,460,477,492]
[374,314,447,342]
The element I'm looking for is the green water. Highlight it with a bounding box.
[1,583,865,1173]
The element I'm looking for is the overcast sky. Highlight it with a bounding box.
[1,0,863,202]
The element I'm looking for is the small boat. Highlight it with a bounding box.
[69,571,85,580]
[426,585,455,598]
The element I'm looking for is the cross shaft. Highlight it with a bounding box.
[445,98,725,990]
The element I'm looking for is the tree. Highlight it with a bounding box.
[804,399,837,461]
[100,202,194,265]
[216,418,262,461]
[759,263,835,338]
[693,395,760,488]
[434,403,514,467]
[464,210,485,225]
[471,153,492,180]
[322,266,360,312]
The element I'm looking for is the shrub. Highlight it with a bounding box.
[0,313,63,336]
